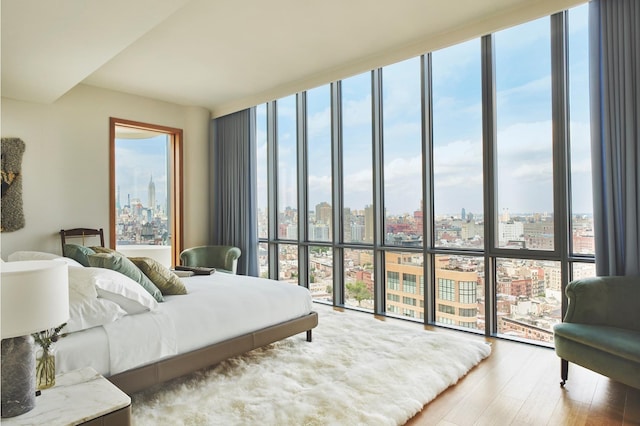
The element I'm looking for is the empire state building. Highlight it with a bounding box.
[148,175,156,211]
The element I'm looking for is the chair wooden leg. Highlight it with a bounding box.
[306,330,312,342]
[560,358,568,387]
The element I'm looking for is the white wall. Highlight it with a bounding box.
[0,84,210,259]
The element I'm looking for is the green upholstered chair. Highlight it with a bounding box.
[179,245,241,274]
[553,276,640,389]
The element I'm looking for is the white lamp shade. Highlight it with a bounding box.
[1,260,69,339]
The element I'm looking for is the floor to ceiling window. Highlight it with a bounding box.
[256,4,593,347]
[568,5,595,273]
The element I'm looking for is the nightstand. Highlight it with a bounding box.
[2,367,131,425]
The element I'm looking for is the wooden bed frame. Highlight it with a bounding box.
[107,312,318,394]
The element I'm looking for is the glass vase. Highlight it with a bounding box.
[35,344,56,390]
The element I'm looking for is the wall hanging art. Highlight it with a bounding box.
[1,138,26,232]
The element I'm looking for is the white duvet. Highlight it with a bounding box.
[56,273,313,376]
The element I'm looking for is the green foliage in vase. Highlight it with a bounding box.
[32,323,67,353]
[32,323,67,390]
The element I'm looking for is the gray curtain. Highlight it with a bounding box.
[590,0,640,276]
[210,108,258,276]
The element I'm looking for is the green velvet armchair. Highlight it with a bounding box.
[553,276,640,389]
[179,245,242,274]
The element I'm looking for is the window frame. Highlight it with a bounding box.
[255,5,594,347]
[109,117,184,266]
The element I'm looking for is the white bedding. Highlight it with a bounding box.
[56,272,313,376]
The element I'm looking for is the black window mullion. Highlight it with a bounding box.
[550,11,572,319]
[421,53,436,325]
[481,33,498,337]
[331,81,345,305]
[372,68,385,314]
[266,101,279,279]
[297,92,309,288]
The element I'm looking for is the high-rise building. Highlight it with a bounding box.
[350,224,364,242]
[316,201,333,236]
[364,205,374,243]
[386,253,424,319]
[434,256,480,329]
[315,202,332,225]
[148,175,156,211]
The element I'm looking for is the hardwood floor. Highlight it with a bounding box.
[321,305,638,425]
[404,333,640,425]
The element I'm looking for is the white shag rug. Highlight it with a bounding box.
[131,307,491,426]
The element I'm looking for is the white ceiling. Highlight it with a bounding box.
[1,0,585,118]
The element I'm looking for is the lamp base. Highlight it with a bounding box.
[1,336,36,418]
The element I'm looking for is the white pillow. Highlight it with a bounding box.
[8,251,84,267]
[65,295,127,334]
[65,267,128,333]
[84,267,158,314]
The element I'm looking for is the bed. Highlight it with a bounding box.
[7,249,318,395]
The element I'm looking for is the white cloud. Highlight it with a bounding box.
[343,94,372,127]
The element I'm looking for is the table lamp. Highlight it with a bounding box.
[1,260,69,418]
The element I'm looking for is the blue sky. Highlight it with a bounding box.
[257,3,592,218]
[115,135,169,210]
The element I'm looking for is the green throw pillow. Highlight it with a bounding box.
[90,246,117,254]
[63,244,96,267]
[87,253,164,302]
[129,257,187,296]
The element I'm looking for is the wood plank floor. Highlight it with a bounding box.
[403,330,640,425]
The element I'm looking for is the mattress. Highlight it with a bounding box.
[56,273,313,377]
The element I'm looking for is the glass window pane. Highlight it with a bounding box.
[382,58,423,247]
[496,258,560,345]
[342,73,373,244]
[571,262,596,281]
[307,86,332,242]
[258,242,269,278]
[435,254,484,332]
[278,244,298,284]
[495,17,554,250]
[432,39,484,250]
[257,104,268,240]
[385,252,424,320]
[309,245,333,303]
[277,95,298,240]
[344,248,374,311]
[115,131,172,266]
[568,4,594,255]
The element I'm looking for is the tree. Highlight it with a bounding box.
[346,280,372,307]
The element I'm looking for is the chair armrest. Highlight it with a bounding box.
[224,247,241,274]
[564,276,640,331]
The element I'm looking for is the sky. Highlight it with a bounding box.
[114,5,591,221]
[256,3,592,218]
[115,135,169,210]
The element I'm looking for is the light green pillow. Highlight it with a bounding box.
[87,253,164,302]
[129,257,187,296]
[63,244,96,267]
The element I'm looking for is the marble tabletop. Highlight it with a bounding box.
[2,367,131,425]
